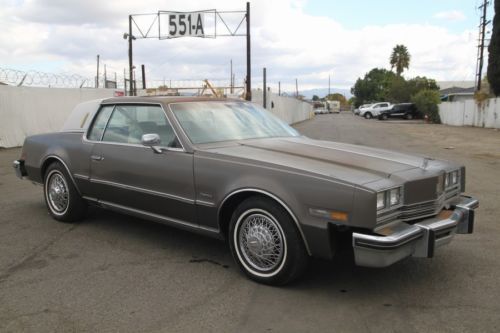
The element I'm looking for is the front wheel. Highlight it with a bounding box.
[364,112,373,119]
[44,162,87,222]
[229,196,308,285]
[405,113,413,120]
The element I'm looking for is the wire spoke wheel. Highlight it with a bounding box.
[47,172,69,213]
[237,211,285,272]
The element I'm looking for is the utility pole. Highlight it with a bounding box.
[141,64,146,89]
[295,78,299,98]
[476,0,491,91]
[278,81,281,96]
[328,75,330,97]
[128,15,134,96]
[245,2,251,101]
[104,64,107,88]
[96,54,100,88]
[230,59,233,94]
[124,68,127,95]
[263,67,267,109]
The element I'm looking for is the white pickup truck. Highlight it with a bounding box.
[359,102,392,119]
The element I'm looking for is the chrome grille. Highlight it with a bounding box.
[400,197,444,221]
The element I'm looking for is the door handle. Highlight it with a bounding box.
[91,155,104,161]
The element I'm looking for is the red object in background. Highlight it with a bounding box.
[114,91,125,97]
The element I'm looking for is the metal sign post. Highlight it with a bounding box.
[126,2,251,99]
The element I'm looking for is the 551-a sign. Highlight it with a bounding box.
[168,12,205,37]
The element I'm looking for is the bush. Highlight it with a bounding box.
[411,89,441,123]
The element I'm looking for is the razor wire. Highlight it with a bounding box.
[0,67,97,88]
[0,67,245,93]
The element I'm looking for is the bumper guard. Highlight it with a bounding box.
[352,195,478,267]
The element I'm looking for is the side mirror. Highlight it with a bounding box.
[141,133,162,153]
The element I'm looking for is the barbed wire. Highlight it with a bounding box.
[0,67,99,88]
[0,67,244,91]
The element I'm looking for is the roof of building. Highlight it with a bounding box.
[440,86,475,96]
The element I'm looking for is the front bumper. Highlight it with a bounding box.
[352,195,478,267]
[13,160,27,179]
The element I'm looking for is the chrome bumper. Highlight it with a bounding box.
[352,196,478,267]
[13,160,27,179]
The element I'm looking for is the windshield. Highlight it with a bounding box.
[170,101,300,144]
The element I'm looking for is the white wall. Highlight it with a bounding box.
[252,89,314,124]
[0,86,117,148]
[0,86,314,148]
[439,97,500,129]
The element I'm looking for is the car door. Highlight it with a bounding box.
[86,103,196,224]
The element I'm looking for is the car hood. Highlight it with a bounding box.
[198,137,443,187]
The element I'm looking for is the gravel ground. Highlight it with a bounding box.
[0,112,499,332]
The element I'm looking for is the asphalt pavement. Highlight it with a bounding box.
[1,112,499,332]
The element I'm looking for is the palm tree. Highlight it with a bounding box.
[390,44,411,76]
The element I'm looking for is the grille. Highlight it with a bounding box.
[400,197,444,221]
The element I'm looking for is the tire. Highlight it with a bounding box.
[43,162,87,222]
[405,113,413,120]
[364,112,373,119]
[229,196,309,285]
[381,114,388,120]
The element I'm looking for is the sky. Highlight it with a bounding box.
[0,0,494,92]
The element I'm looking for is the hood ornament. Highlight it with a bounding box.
[422,157,433,169]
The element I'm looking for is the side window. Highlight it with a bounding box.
[102,104,181,148]
[87,105,114,141]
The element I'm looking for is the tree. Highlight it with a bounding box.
[312,95,320,101]
[350,68,396,106]
[387,76,439,103]
[390,44,411,76]
[411,89,441,123]
[325,93,347,106]
[488,0,500,96]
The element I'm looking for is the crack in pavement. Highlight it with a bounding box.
[0,225,78,284]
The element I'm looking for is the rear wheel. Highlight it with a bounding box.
[364,112,373,119]
[44,162,87,222]
[229,196,308,285]
[405,113,413,120]
[381,113,388,120]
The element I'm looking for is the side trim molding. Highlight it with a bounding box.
[218,188,312,255]
[90,178,195,204]
[99,200,220,235]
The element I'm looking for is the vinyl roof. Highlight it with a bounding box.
[101,96,243,105]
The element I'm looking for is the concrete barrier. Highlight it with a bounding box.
[439,98,500,129]
[252,89,314,125]
[0,86,314,148]
[0,86,116,148]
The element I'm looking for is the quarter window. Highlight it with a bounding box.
[87,105,114,141]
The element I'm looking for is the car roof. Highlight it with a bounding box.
[100,96,243,105]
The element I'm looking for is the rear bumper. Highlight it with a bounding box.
[13,160,27,179]
[352,195,478,267]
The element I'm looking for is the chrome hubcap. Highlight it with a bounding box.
[238,213,284,272]
[48,173,69,213]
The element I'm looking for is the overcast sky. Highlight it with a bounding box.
[0,0,493,92]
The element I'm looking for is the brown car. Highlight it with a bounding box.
[13,97,478,285]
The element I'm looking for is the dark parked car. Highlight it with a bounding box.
[378,103,421,120]
[13,97,478,285]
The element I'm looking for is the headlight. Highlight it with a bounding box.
[445,170,459,188]
[377,192,386,210]
[377,186,403,211]
[389,187,401,206]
